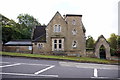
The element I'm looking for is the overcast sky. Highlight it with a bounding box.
[0,0,119,40]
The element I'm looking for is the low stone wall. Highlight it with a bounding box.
[86,50,95,58]
[51,50,82,57]
[3,46,32,53]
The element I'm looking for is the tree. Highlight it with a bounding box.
[17,14,41,27]
[17,14,41,39]
[1,14,19,43]
[117,36,120,49]
[2,13,42,43]
[1,14,26,43]
[2,27,23,43]
[108,33,117,49]
[86,35,95,49]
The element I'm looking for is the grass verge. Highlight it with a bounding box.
[0,51,119,64]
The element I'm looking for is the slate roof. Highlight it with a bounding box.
[32,26,46,42]
[4,40,32,46]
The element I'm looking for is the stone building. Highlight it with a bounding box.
[3,12,111,59]
[32,11,86,56]
[3,40,32,53]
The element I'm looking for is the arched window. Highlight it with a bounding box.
[54,24,61,32]
[54,25,57,32]
[58,25,61,32]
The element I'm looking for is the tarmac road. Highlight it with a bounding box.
[0,56,119,79]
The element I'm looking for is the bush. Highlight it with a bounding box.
[110,48,118,56]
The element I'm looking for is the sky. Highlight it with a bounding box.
[0,0,119,40]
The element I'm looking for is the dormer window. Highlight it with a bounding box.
[72,20,76,25]
[54,24,61,32]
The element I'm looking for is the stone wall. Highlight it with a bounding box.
[86,50,95,57]
[32,42,51,54]
[65,15,86,56]
[3,46,32,53]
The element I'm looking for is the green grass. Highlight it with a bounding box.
[0,51,118,64]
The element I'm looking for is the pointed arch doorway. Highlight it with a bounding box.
[99,45,106,59]
[94,35,111,60]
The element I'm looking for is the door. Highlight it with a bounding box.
[99,45,106,59]
[52,38,64,51]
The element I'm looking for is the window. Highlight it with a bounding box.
[38,43,43,49]
[54,24,61,32]
[72,20,76,25]
[72,41,77,48]
[72,29,77,35]
[52,39,64,51]
[58,25,61,32]
[54,40,57,49]
[54,40,57,43]
[59,40,62,43]
[54,44,57,49]
[54,25,57,32]
[28,46,32,50]
[54,39,62,49]
[59,40,62,49]
[59,44,62,48]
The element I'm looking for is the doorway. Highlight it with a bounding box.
[99,45,106,59]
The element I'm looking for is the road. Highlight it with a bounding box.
[0,56,119,79]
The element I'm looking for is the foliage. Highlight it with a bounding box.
[108,33,117,49]
[86,35,95,48]
[17,14,41,26]
[1,14,23,43]
[2,13,42,43]
[2,27,23,43]
[117,36,120,48]
[17,14,41,39]
[110,48,118,56]
[107,33,120,56]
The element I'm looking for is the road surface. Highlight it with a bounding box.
[0,56,119,79]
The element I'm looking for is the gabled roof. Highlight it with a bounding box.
[95,35,110,46]
[32,12,86,42]
[32,26,46,42]
[47,11,66,26]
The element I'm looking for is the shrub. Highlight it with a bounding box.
[110,48,118,56]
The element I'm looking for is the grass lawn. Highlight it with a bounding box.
[0,51,119,64]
